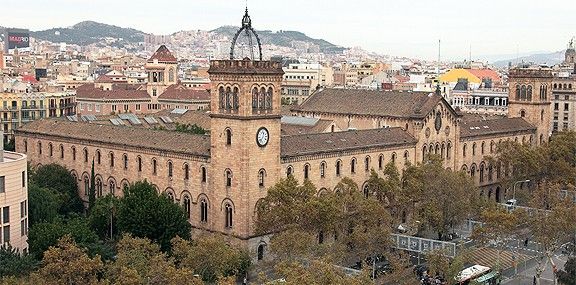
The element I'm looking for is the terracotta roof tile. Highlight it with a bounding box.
[158,84,210,102]
[292,88,447,119]
[460,117,535,138]
[148,45,177,63]
[281,127,416,158]
[76,84,150,100]
[16,119,210,158]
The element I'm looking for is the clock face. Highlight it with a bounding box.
[256,127,269,147]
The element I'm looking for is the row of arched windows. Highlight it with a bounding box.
[515,84,533,101]
[553,83,573,90]
[164,191,233,228]
[252,86,273,112]
[218,86,240,112]
[422,141,452,162]
[79,174,128,198]
[27,140,208,184]
[285,152,407,179]
[462,136,532,158]
[461,161,503,183]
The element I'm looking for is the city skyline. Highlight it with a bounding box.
[2,0,576,60]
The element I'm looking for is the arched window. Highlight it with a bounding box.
[266,87,273,110]
[109,152,115,167]
[71,146,76,160]
[183,195,191,219]
[137,156,142,172]
[304,164,310,180]
[541,110,544,122]
[463,144,467,157]
[123,154,128,170]
[96,178,103,197]
[59,144,64,159]
[336,160,341,176]
[479,163,485,183]
[168,68,174,82]
[252,87,258,110]
[515,84,520,100]
[96,150,102,164]
[488,164,493,181]
[109,180,116,196]
[520,85,527,101]
[391,153,396,163]
[83,148,88,162]
[378,154,384,169]
[168,161,173,178]
[152,159,157,175]
[38,141,42,155]
[258,169,266,187]
[219,86,225,110]
[200,199,208,223]
[257,244,266,261]
[470,164,476,178]
[24,140,28,152]
[225,128,232,145]
[527,85,533,101]
[286,165,293,177]
[447,142,452,159]
[49,143,53,157]
[520,110,526,117]
[225,203,233,228]
[123,182,129,192]
[481,142,485,154]
[472,143,476,156]
[184,163,190,180]
[363,184,369,198]
[259,87,266,109]
[320,162,326,178]
[490,141,494,153]
[232,87,239,110]
[404,150,409,161]
[351,158,356,174]
[201,166,207,183]
[83,175,90,196]
[225,169,232,187]
[364,156,370,171]
[225,86,232,110]
[166,191,174,201]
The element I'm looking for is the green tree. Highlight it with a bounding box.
[557,257,576,285]
[3,138,15,152]
[172,235,250,283]
[116,180,191,251]
[105,235,201,285]
[263,259,373,285]
[174,123,207,135]
[89,159,96,212]
[28,216,98,259]
[30,235,103,285]
[31,164,84,215]
[403,157,478,240]
[0,245,38,278]
[88,194,120,240]
[27,183,61,226]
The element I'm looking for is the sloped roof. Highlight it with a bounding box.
[281,127,416,158]
[76,84,150,100]
[468,69,501,83]
[439,69,481,84]
[460,117,535,138]
[16,119,210,158]
[148,45,177,63]
[158,84,210,102]
[292,88,448,119]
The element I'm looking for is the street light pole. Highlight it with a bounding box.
[512,179,531,201]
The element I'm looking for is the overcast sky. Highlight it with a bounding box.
[3,0,575,60]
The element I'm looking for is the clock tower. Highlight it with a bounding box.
[207,9,284,243]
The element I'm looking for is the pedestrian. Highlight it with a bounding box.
[524,238,529,247]
[533,275,536,285]
[243,276,247,285]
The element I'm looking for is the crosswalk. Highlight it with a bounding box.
[465,247,530,270]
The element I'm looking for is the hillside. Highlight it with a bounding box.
[31,21,146,46]
[492,50,565,67]
[211,26,345,54]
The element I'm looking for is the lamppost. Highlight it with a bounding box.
[512,179,531,201]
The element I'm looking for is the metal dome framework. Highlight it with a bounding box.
[230,8,263,61]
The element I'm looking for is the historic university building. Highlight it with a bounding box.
[12,10,554,259]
